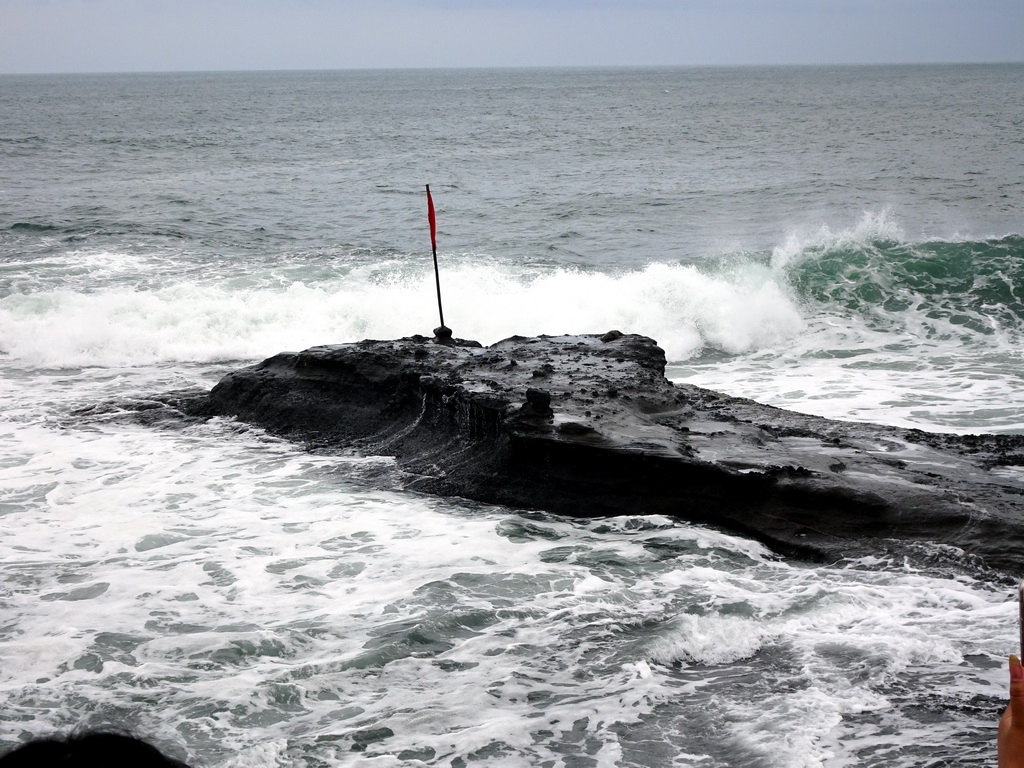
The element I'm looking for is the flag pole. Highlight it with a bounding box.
[426,185,452,342]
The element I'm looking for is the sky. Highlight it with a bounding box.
[1,0,1022,74]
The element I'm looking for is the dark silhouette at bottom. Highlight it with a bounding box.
[0,731,189,768]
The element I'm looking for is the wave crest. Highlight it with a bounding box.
[769,210,1024,341]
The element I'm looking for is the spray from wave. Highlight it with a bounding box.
[0,254,805,368]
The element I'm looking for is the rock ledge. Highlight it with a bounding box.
[197,333,1024,577]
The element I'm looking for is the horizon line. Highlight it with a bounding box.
[3,59,1023,78]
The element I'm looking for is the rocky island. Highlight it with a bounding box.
[193,332,1024,578]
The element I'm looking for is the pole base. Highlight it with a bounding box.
[433,325,454,343]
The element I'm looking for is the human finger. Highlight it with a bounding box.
[1009,655,1024,728]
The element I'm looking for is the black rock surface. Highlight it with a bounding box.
[196,332,1024,577]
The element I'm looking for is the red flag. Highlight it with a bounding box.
[425,184,447,331]
[426,185,437,251]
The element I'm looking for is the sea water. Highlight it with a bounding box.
[1,65,1022,766]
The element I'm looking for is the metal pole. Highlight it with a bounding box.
[426,185,452,341]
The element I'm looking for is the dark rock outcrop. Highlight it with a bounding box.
[196,333,1024,577]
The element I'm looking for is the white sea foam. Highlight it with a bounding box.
[638,557,1012,768]
[670,313,1024,433]
[0,257,806,368]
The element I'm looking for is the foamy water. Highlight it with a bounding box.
[0,368,1015,766]
[0,255,803,365]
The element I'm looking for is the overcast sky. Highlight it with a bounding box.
[2,0,1022,74]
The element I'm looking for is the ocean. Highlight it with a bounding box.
[1,64,1022,766]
